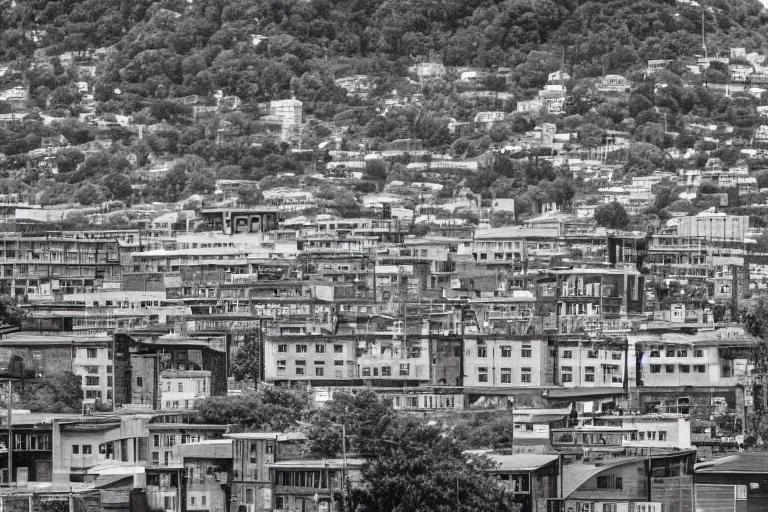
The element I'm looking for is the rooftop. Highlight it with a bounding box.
[695,453,768,474]
[486,453,559,472]
[224,432,307,441]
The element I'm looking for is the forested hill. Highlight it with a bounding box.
[2,0,767,109]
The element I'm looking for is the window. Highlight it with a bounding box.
[562,350,573,359]
[87,348,97,358]
[275,497,285,509]
[659,431,667,441]
[561,366,573,383]
[178,383,184,392]
[382,366,391,376]
[501,346,512,357]
[85,376,99,386]
[501,368,512,384]
[587,350,598,359]
[694,349,704,358]
[585,366,595,382]
[521,345,532,358]
[153,435,160,447]
[679,365,690,373]
[650,365,661,373]
[334,344,343,353]
[106,365,113,374]
[315,344,325,353]
[694,365,706,373]
[277,360,287,371]
[478,367,489,383]
[399,363,410,376]
[278,344,287,353]
[604,505,618,512]
[190,497,196,506]
[202,496,206,506]
[521,367,532,383]
[677,350,688,357]
[296,361,306,375]
[647,431,656,440]
[665,365,675,373]
[666,348,675,357]
[296,345,307,353]
[597,476,609,488]
[477,346,487,358]
[82,445,92,455]
[362,367,371,377]
[72,445,80,454]
[616,477,623,490]
[612,352,622,360]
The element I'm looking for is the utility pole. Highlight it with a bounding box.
[341,424,348,512]
[702,10,708,60]
[7,380,12,486]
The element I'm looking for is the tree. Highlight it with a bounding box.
[359,416,517,512]
[55,149,85,174]
[75,184,103,206]
[306,390,392,458]
[238,184,263,205]
[19,372,83,413]
[231,334,262,387]
[742,298,768,440]
[365,159,388,182]
[196,387,310,431]
[594,202,630,230]
[104,173,133,200]
[624,142,668,177]
[0,295,25,326]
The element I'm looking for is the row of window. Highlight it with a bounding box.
[276,361,412,377]
[278,344,344,354]
[628,431,668,441]
[649,365,706,374]
[561,350,623,360]
[81,365,112,374]
[162,381,207,393]
[71,444,93,455]
[153,434,202,447]
[478,367,532,383]
[476,345,532,358]
[164,400,195,409]
[188,495,208,507]
[648,349,706,358]
[13,434,51,451]
[84,375,113,387]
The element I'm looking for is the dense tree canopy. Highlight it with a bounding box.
[594,202,630,230]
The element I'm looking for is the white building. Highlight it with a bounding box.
[159,370,211,410]
[73,342,115,407]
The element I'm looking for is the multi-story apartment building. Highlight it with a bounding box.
[226,432,306,512]
[0,234,122,300]
[159,370,211,410]
[146,412,229,512]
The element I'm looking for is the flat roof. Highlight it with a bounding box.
[270,458,366,470]
[696,453,768,474]
[224,432,307,441]
[486,454,558,472]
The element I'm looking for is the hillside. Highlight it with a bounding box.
[0,0,767,220]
